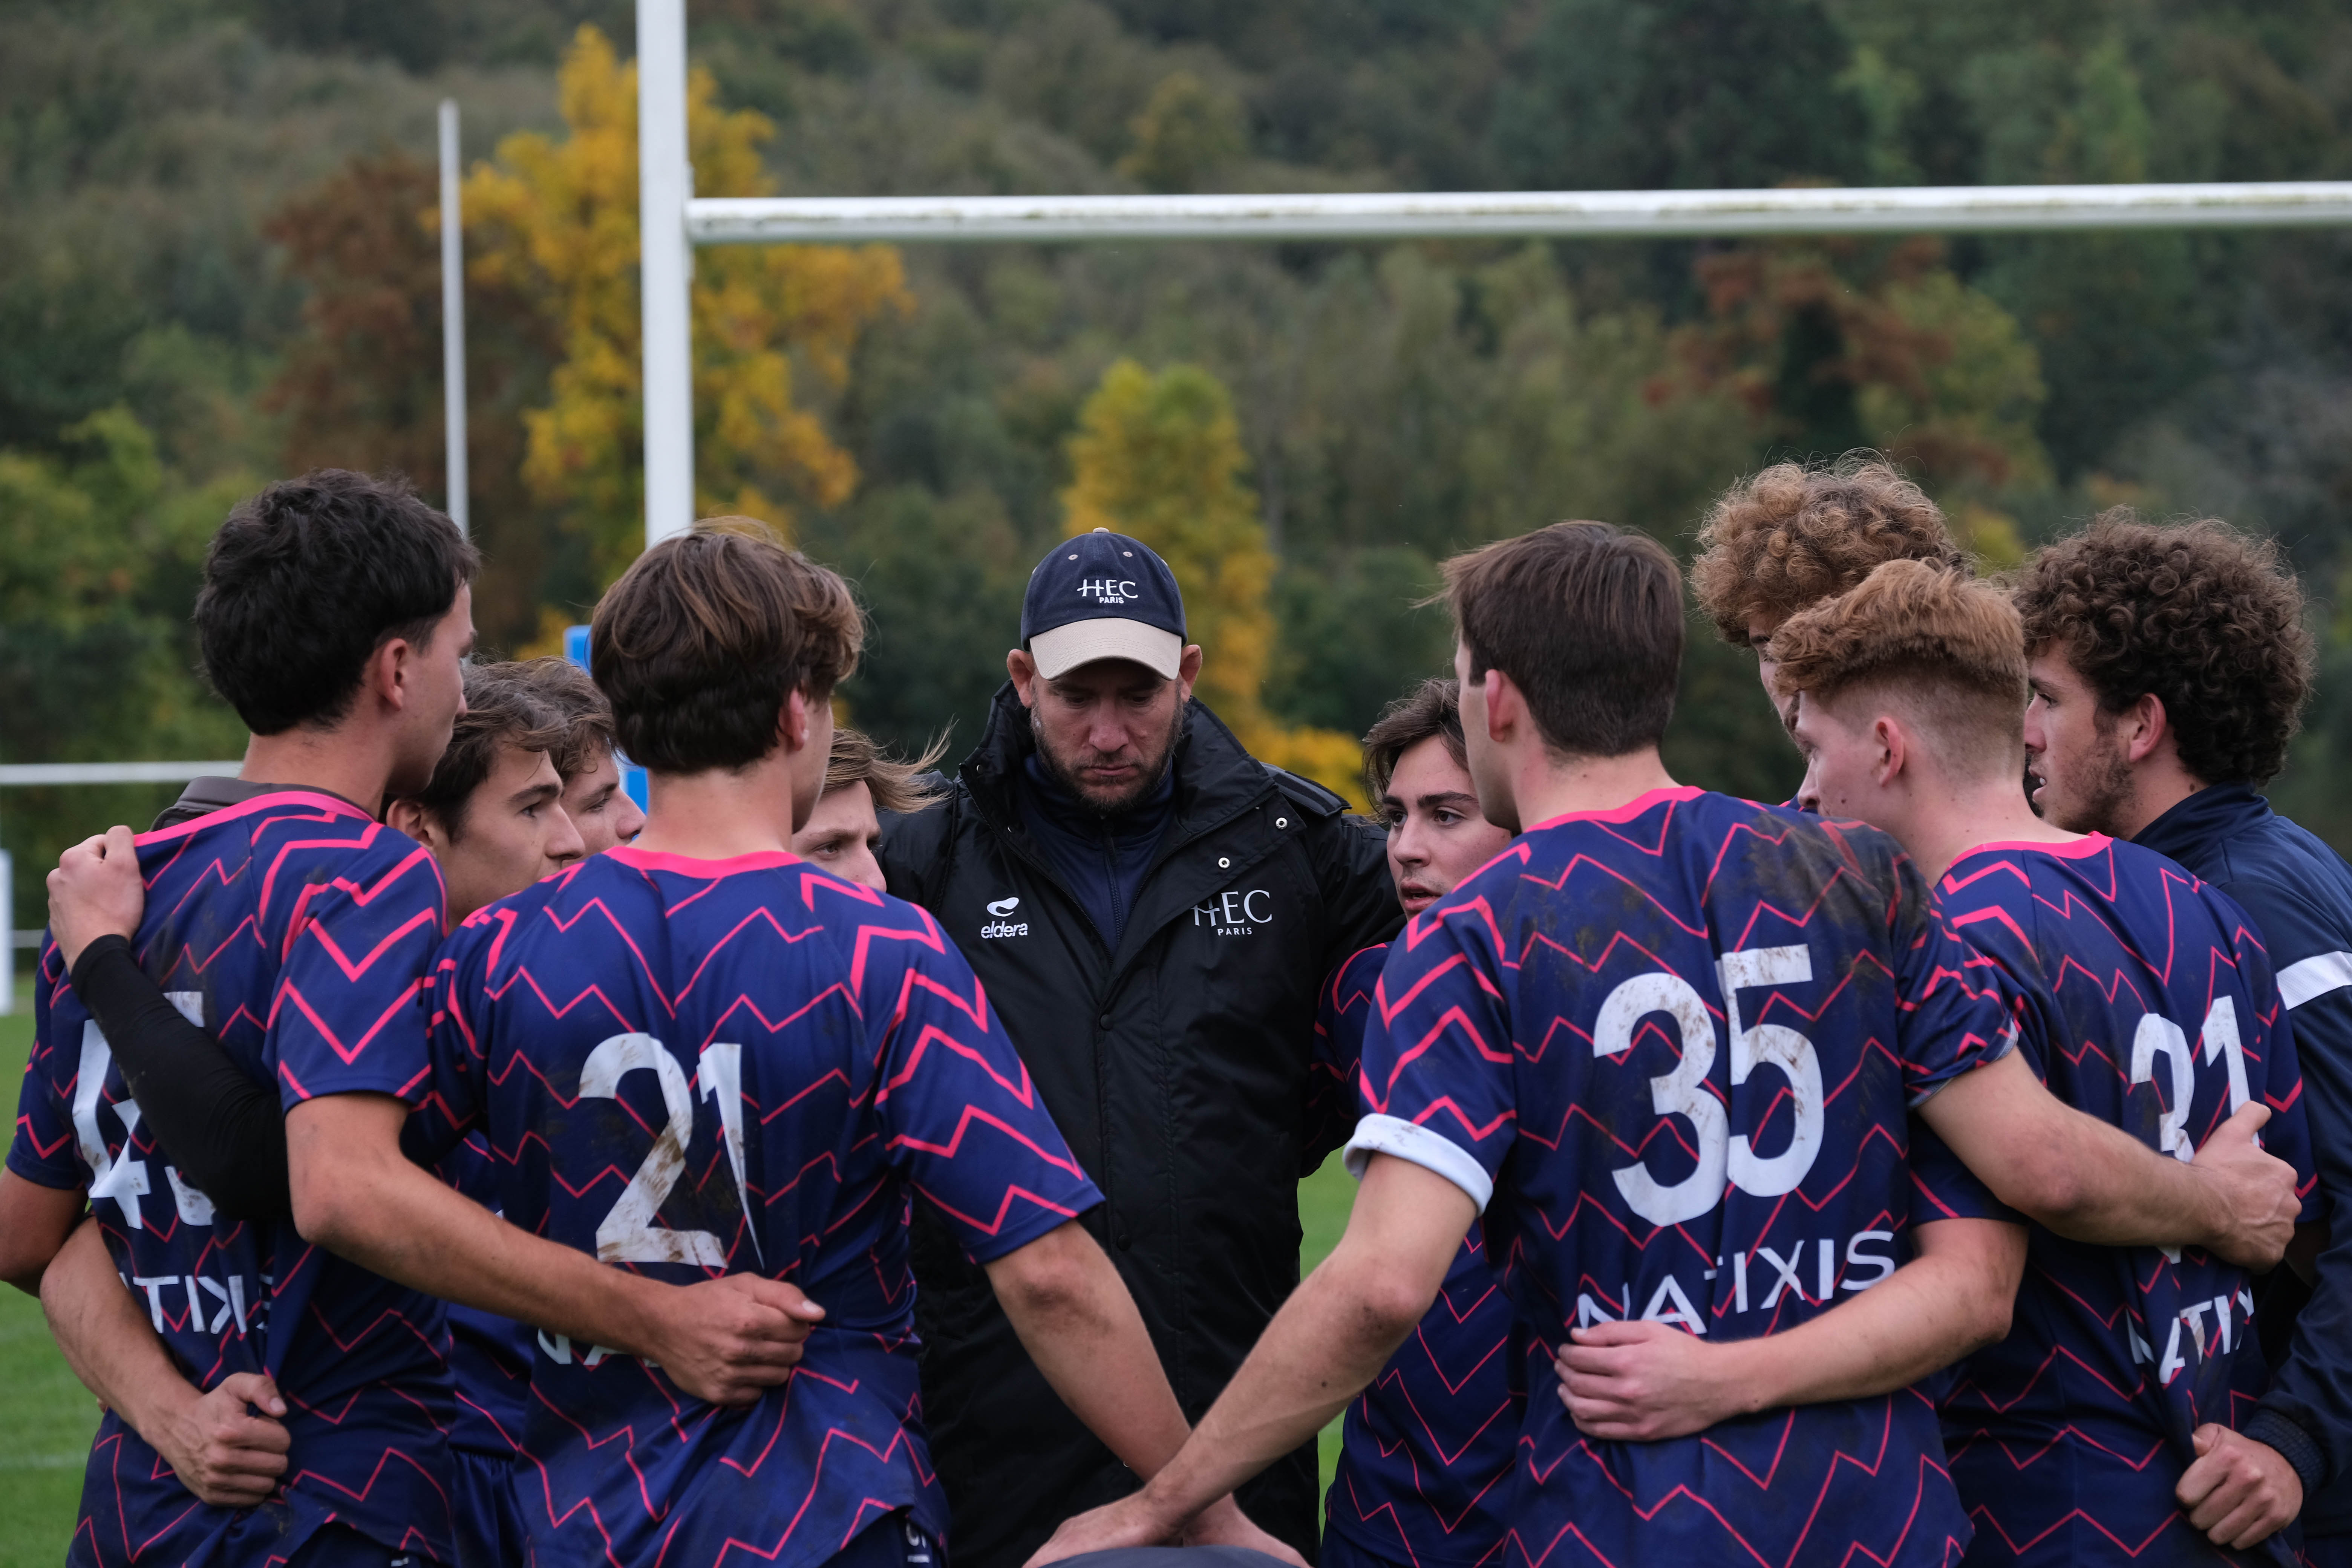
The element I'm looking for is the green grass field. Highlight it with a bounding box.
[1,978,100,1568]
[0,978,1362,1561]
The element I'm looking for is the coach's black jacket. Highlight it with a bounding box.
[879,684,1399,1568]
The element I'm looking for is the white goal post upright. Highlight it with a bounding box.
[632,0,2352,551]
[638,0,697,547]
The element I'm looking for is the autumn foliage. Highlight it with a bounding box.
[465,26,908,585]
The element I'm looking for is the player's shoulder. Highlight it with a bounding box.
[154,791,438,925]
[1332,940,1391,997]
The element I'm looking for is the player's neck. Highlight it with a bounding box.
[1506,745,1678,831]
[238,725,399,814]
[629,752,802,861]
[1904,775,2079,884]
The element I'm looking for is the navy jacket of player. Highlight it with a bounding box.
[1317,942,1524,1568]
[1349,787,2020,1568]
[1922,833,2315,1567]
[6,790,458,1568]
[418,844,1105,1568]
[2136,784,2352,1537]
[878,683,1400,1568]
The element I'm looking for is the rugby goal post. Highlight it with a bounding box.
[631,0,2352,548]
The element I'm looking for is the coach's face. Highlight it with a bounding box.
[2024,649,2131,835]
[1383,735,1513,916]
[1009,646,1202,817]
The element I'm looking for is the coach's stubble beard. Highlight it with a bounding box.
[1031,704,1181,820]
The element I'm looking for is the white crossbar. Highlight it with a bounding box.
[686,181,2352,247]
[0,763,241,786]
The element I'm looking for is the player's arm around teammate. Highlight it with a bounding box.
[1554,560,2291,1442]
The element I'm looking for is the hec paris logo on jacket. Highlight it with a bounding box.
[982,896,1029,940]
[1193,889,1273,937]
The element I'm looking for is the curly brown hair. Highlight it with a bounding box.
[1692,457,1967,645]
[2013,512,2313,787]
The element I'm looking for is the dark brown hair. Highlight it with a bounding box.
[2013,512,2313,787]
[196,469,481,734]
[827,727,950,815]
[1362,678,1465,809]
[514,656,618,782]
[1769,560,2028,772]
[590,518,864,774]
[1691,456,1965,645]
[395,662,567,839]
[1439,521,1683,758]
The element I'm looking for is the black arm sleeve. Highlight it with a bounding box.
[69,935,293,1223]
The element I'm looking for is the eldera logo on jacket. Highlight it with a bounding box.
[982,896,1028,940]
[1194,888,1273,937]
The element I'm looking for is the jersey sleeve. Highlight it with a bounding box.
[1893,891,2021,1103]
[412,909,502,1166]
[1305,943,1388,1173]
[6,941,87,1191]
[1343,906,1515,1215]
[267,839,447,1110]
[1905,1118,2021,1226]
[868,900,1103,1264]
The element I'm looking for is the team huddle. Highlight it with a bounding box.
[2,458,2349,1568]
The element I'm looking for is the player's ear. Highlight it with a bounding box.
[2121,692,2169,765]
[1481,668,1516,743]
[1872,714,1905,787]
[1007,648,1039,705]
[364,635,409,714]
[779,688,812,753]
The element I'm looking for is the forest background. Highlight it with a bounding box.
[9,0,2352,928]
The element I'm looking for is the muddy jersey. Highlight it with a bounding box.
[1348,787,2017,1568]
[418,845,1103,1568]
[1925,836,2315,1566]
[7,790,453,1567]
[1321,941,1522,1568]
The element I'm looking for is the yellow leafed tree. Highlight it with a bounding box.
[1064,359,1367,807]
[462,26,909,586]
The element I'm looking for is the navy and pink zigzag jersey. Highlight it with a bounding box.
[1923,835,2316,1567]
[1348,787,2017,1568]
[417,845,1104,1568]
[5,790,456,1567]
[1320,941,1522,1568]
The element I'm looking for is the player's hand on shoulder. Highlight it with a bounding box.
[1554,1320,1738,1442]
[1179,1496,1308,1566]
[648,1274,827,1406]
[149,1370,290,1509]
[1023,1493,1176,1566]
[2191,1102,2298,1269]
[47,824,145,969]
[2177,1423,2300,1550]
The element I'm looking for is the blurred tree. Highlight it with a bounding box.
[1119,70,1248,192]
[1657,235,2047,556]
[0,407,248,926]
[1487,0,1866,190]
[464,25,910,586]
[263,152,568,653]
[1064,358,1366,804]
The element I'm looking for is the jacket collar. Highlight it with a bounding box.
[960,680,1273,844]
[2133,782,2270,862]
